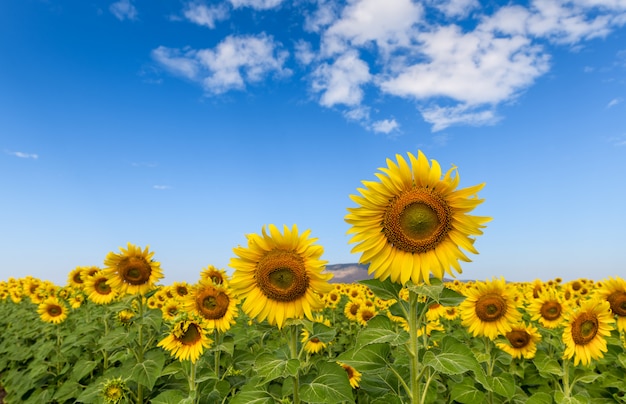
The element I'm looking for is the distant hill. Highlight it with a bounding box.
[325,263,373,284]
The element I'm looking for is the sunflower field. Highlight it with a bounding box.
[1,150,625,404]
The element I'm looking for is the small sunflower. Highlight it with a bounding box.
[158,319,213,363]
[459,278,522,340]
[229,224,333,329]
[84,273,118,305]
[117,309,135,326]
[101,377,128,404]
[496,322,542,359]
[338,362,362,389]
[68,292,86,309]
[161,300,181,322]
[596,276,626,332]
[356,306,377,326]
[67,266,86,289]
[38,297,68,324]
[345,150,491,285]
[301,329,328,354]
[103,242,163,296]
[562,299,614,366]
[344,299,362,322]
[199,265,230,286]
[185,279,239,333]
[527,289,568,329]
[170,281,192,300]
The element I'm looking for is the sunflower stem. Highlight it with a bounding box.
[188,360,198,403]
[408,288,421,403]
[288,324,301,404]
[214,329,222,379]
[562,358,571,397]
[136,296,145,404]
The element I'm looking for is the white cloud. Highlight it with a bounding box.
[312,51,371,107]
[228,0,284,10]
[322,0,423,56]
[304,0,338,33]
[607,98,623,108]
[153,34,289,95]
[428,0,480,18]
[371,118,399,134]
[420,104,499,132]
[153,185,172,190]
[6,150,39,159]
[294,40,316,66]
[109,0,137,21]
[183,2,229,28]
[379,24,550,106]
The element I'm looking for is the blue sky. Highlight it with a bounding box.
[1,0,625,286]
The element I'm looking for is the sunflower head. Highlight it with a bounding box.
[346,150,491,285]
[38,297,68,324]
[597,277,626,332]
[185,280,239,333]
[496,323,541,359]
[229,224,333,328]
[101,377,127,404]
[157,319,213,363]
[562,299,615,366]
[338,362,362,389]
[103,242,163,296]
[200,265,230,286]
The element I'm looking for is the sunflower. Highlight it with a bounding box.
[67,266,86,289]
[117,309,135,326]
[356,306,377,326]
[496,322,542,359]
[301,329,328,354]
[562,299,615,366]
[596,276,626,332]
[345,151,491,285]
[459,278,522,340]
[185,279,239,333]
[200,265,230,286]
[103,242,163,296]
[84,273,118,305]
[38,297,68,324]
[229,224,333,329]
[527,289,568,329]
[157,319,213,363]
[100,377,127,404]
[338,362,362,389]
[344,299,362,322]
[68,292,86,309]
[170,281,192,300]
[161,300,181,322]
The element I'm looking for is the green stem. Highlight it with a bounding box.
[562,358,571,397]
[214,329,221,379]
[188,360,197,403]
[483,337,495,404]
[408,289,421,403]
[288,325,301,404]
[136,296,145,404]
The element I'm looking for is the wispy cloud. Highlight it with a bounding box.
[5,150,39,159]
[153,185,172,190]
[371,119,399,134]
[152,34,290,95]
[607,98,623,108]
[109,0,137,21]
[182,2,229,29]
[228,0,285,10]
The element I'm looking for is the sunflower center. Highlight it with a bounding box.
[256,250,309,302]
[177,286,189,296]
[95,278,113,295]
[607,291,626,317]
[48,305,63,317]
[73,273,83,284]
[178,322,202,346]
[383,188,451,254]
[475,294,507,322]
[571,313,598,345]
[118,257,152,285]
[540,301,562,321]
[310,337,320,343]
[360,310,375,322]
[506,330,530,348]
[197,288,230,320]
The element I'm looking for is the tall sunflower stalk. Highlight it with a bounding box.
[346,151,490,403]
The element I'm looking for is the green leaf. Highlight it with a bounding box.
[388,300,410,319]
[525,392,553,404]
[53,380,82,402]
[336,343,391,372]
[450,382,486,404]
[534,351,563,377]
[230,379,274,404]
[359,278,403,300]
[355,315,409,347]
[151,390,187,404]
[422,351,474,374]
[308,321,337,344]
[71,359,99,382]
[407,278,444,301]
[300,362,354,404]
[129,349,166,390]
[491,373,516,400]
[439,287,466,306]
[254,353,300,382]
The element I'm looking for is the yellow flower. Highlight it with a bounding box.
[184,280,239,333]
[169,281,192,300]
[199,265,230,286]
[67,266,86,289]
[527,289,568,329]
[562,299,614,366]
[301,329,328,354]
[356,306,377,326]
[84,272,118,305]
[38,297,68,324]
[346,150,490,285]
[596,276,626,332]
[338,362,362,389]
[229,224,333,329]
[158,319,213,363]
[344,299,362,322]
[101,377,127,404]
[103,242,163,296]
[161,300,181,321]
[68,292,86,309]
[496,322,542,359]
[117,309,135,326]
[459,278,522,340]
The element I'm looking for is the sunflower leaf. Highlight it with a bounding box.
[129,349,166,390]
[299,361,353,404]
[151,390,187,404]
[490,373,516,400]
[359,278,403,300]
[449,379,486,404]
[525,392,553,404]
[438,287,466,306]
[355,315,409,347]
[254,353,300,383]
[407,280,444,302]
[336,343,392,372]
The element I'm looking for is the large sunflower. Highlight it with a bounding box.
[345,150,491,285]
[459,278,522,340]
[527,289,568,329]
[103,242,163,296]
[84,272,118,305]
[184,279,239,333]
[38,297,68,324]
[229,224,333,329]
[562,299,614,366]
[157,319,213,363]
[596,276,626,332]
[496,322,542,359]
